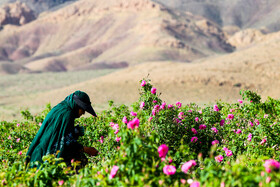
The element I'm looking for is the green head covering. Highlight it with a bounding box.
[73,91,97,117]
[25,90,95,167]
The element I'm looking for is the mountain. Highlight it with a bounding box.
[0,0,76,14]
[1,0,280,120]
[0,2,36,27]
[154,0,280,32]
[14,30,280,112]
[3,29,278,121]
[0,0,234,74]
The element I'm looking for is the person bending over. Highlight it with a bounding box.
[25,90,98,169]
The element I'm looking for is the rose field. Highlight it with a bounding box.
[1,79,280,187]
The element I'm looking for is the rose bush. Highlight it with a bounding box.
[1,78,280,186]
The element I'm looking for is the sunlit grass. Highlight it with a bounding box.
[0,69,116,121]
[0,69,116,97]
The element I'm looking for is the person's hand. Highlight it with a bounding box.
[83,147,99,156]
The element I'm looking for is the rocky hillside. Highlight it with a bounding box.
[155,0,280,32]
[0,0,234,74]
[10,30,280,117]
[0,0,76,14]
[0,2,36,27]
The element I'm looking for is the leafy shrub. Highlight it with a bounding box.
[1,78,280,186]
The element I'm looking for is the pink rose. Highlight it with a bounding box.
[130,111,137,116]
[109,165,119,179]
[225,150,232,157]
[115,136,121,142]
[176,102,182,108]
[178,112,184,119]
[158,144,169,158]
[215,155,223,162]
[255,119,260,125]
[168,157,173,163]
[227,114,234,119]
[163,165,176,175]
[141,80,146,87]
[212,140,219,145]
[112,123,119,130]
[249,121,254,127]
[266,177,271,183]
[140,102,145,109]
[199,124,206,130]
[122,116,127,124]
[180,179,186,184]
[151,87,157,94]
[260,138,267,145]
[151,109,156,116]
[99,136,104,144]
[191,128,197,134]
[191,137,198,143]
[213,105,219,112]
[181,160,196,173]
[58,180,64,186]
[211,127,218,133]
[238,99,243,104]
[127,118,140,129]
[264,159,280,173]
[195,117,199,122]
[160,102,166,110]
[247,133,252,141]
[154,105,160,110]
[236,129,242,134]
[190,181,200,187]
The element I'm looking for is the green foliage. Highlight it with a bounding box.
[1,78,280,186]
[240,89,261,104]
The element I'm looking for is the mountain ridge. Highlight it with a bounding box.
[0,0,234,74]
[0,0,77,14]
[154,0,280,32]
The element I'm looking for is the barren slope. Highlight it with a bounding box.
[0,0,233,74]
[0,0,76,14]
[5,31,279,117]
[0,2,36,27]
[155,0,280,32]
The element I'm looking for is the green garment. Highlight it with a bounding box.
[26,91,89,167]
